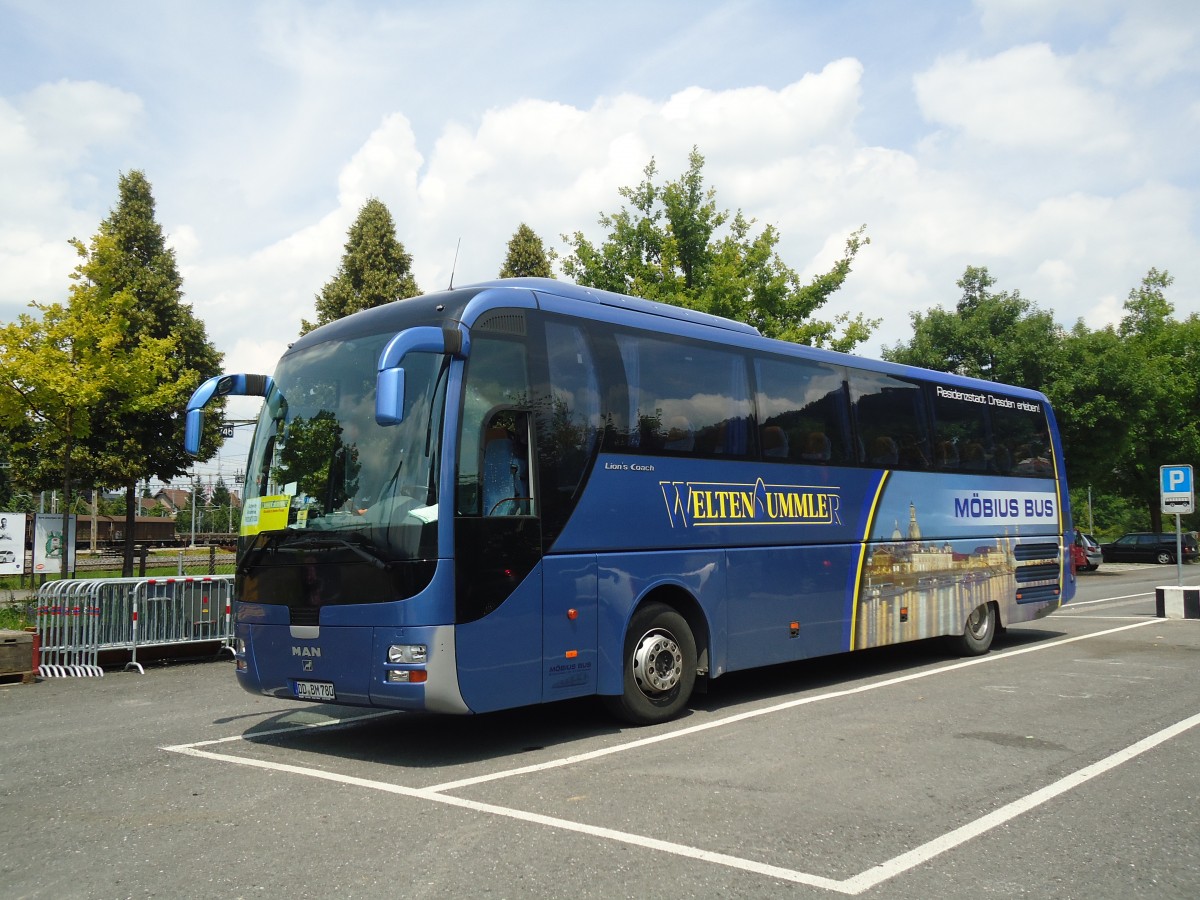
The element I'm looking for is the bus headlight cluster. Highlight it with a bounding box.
[387,644,427,664]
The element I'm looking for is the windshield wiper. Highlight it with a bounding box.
[238,532,392,574]
[280,536,392,570]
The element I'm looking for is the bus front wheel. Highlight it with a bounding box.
[604,602,697,725]
[953,602,996,656]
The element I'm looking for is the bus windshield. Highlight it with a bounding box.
[242,331,447,562]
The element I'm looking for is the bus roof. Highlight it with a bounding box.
[291,277,1048,404]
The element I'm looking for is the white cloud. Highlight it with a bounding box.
[914,44,1127,153]
[21,80,144,162]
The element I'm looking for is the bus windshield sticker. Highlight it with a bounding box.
[240,494,292,536]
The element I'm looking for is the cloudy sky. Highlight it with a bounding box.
[2,0,1198,478]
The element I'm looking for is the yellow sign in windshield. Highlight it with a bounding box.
[240,495,292,536]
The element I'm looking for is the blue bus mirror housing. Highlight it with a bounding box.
[184,373,274,456]
[375,367,406,426]
[375,325,468,426]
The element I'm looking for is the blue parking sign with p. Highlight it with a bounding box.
[1160,465,1194,514]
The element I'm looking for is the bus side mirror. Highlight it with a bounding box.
[375,367,406,427]
[184,373,274,456]
[375,325,468,426]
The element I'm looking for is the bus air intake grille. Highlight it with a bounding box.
[1013,542,1060,562]
[289,606,320,626]
[475,312,526,335]
[1016,563,1060,583]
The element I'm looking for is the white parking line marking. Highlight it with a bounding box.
[840,710,1200,895]
[425,620,1159,793]
[1061,592,1153,607]
[165,707,1200,895]
[164,741,848,890]
[162,618,1178,894]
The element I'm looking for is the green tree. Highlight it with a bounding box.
[72,171,224,575]
[499,223,556,278]
[561,148,875,351]
[1083,269,1200,533]
[301,198,419,334]
[0,282,175,575]
[882,266,1063,388]
[208,475,240,533]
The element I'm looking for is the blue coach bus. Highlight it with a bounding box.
[186,278,1074,724]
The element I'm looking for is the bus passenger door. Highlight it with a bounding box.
[542,556,597,700]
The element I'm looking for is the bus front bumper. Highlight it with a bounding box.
[234,622,470,714]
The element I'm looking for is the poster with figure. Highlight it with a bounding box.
[0,513,26,575]
[33,514,76,574]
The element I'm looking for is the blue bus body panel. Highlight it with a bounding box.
[725,543,860,668]
[235,559,460,709]
[541,555,598,700]
[455,565,543,713]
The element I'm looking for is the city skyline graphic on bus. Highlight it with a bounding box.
[855,472,1060,651]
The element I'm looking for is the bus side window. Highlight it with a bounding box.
[849,372,930,470]
[991,400,1048,477]
[615,331,752,459]
[755,356,851,464]
[542,321,600,495]
[929,382,988,473]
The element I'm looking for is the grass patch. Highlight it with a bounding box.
[0,604,32,631]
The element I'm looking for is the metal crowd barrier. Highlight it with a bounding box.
[35,576,235,677]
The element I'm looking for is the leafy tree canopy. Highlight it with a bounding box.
[302,198,419,334]
[561,148,876,352]
[882,266,1063,389]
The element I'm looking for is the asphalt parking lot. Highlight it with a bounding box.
[2,565,1198,899]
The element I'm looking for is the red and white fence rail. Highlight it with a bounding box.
[35,576,235,677]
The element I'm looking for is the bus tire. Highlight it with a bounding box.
[953,602,996,656]
[604,602,697,725]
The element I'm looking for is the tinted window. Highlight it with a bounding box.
[613,332,752,458]
[755,357,851,464]
[540,320,601,523]
[990,398,1049,477]
[849,372,930,470]
[929,385,990,472]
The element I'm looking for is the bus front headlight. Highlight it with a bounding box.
[387,644,427,664]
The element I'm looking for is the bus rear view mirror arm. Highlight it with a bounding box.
[184,373,274,456]
[376,324,469,426]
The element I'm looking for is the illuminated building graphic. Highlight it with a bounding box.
[856,501,1020,649]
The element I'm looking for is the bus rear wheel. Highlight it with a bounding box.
[604,602,697,725]
[952,602,996,656]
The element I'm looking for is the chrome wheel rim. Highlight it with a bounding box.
[632,630,683,695]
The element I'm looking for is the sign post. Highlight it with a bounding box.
[1160,465,1194,586]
